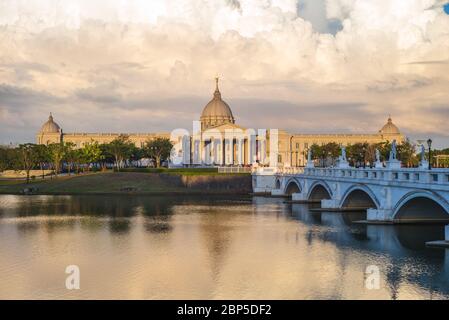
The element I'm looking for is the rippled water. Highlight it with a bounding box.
[0,194,448,300]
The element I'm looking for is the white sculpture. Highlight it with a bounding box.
[375,149,381,163]
[341,146,347,161]
[386,139,401,169]
[419,144,429,169]
[374,149,383,168]
[389,140,397,161]
[306,149,314,168]
[338,146,350,168]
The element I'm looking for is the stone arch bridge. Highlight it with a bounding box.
[252,167,449,223]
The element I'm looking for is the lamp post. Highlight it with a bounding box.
[362,146,366,169]
[427,139,432,170]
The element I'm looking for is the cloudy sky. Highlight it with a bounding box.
[0,0,449,147]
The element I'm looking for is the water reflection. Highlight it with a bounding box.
[0,195,448,299]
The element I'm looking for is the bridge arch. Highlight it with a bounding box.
[340,185,380,209]
[284,178,301,196]
[393,191,449,222]
[307,181,332,201]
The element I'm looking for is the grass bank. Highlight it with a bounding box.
[0,171,252,195]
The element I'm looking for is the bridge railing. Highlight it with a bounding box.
[251,166,305,175]
[218,167,252,174]
[302,167,449,185]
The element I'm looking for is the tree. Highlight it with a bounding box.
[346,143,370,166]
[129,145,145,167]
[35,144,50,179]
[16,144,38,183]
[80,140,103,172]
[397,140,418,167]
[99,143,114,171]
[48,143,66,177]
[64,142,79,175]
[309,143,341,167]
[144,138,174,168]
[0,146,16,172]
[309,144,321,161]
[107,135,134,171]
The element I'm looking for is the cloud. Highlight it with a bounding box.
[0,0,448,147]
[298,0,343,34]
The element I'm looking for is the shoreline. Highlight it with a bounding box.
[0,190,253,196]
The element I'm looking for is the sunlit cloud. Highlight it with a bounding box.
[0,0,448,147]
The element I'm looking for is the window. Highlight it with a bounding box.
[304,143,308,149]
[296,143,300,149]
[278,155,282,163]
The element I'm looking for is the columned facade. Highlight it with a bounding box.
[36,79,406,168]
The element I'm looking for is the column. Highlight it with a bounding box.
[204,141,211,165]
[201,140,207,164]
[259,139,266,165]
[248,135,257,165]
[217,139,223,165]
[225,139,234,165]
[182,135,191,165]
[236,139,244,165]
[193,139,200,164]
[269,129,279,167]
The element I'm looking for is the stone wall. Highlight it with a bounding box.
[160,174,252,194]
[0,170,53,178]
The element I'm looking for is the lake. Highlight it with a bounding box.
[0,194,448,299]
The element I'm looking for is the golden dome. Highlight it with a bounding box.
[40,113,61,133]
[379,116,400,135]
[200,78,235,130]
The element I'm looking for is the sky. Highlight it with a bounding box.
[0,0,449,148]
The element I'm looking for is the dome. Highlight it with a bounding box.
[200,78,235,130]
[40,113,61,133]
[379,116,400,135]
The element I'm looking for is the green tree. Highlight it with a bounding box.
[35,144,50,179]
[48,143,66,177]
[323,142,341,159]
[16,144,38,183]
[309,143,341,167]
[397,140,418,167]
[129,145,145,167]
[346,143,370,166]
[99,143,114,171]
[64,142,79,175]
[309,144,321,161]
[144,138,174,168]
[107,135,134,171]
[80,140,103,172]
[0,146,16,172]
[376,141,391,162]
